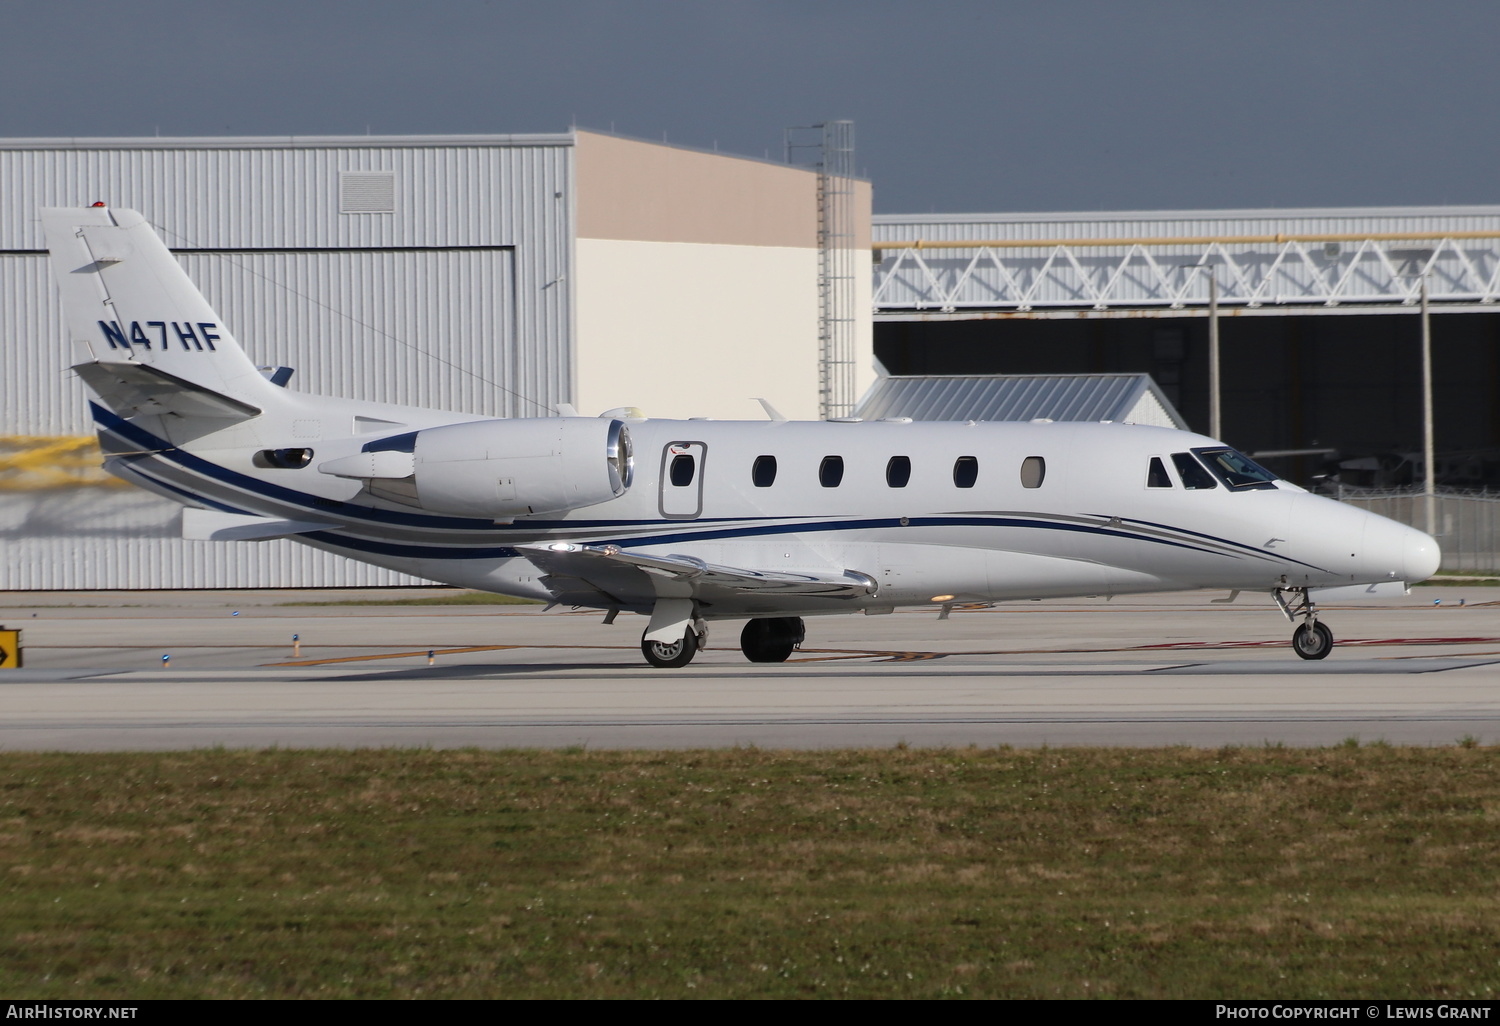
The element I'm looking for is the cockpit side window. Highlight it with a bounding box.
[1171,452,1218,490]
[1193,447,1279,490]
[1147,456,1173,488]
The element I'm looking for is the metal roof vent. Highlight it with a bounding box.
[339,171,395,214]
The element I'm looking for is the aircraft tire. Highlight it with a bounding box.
[740,616,805,663]
[1292,620,1334,660]
[642,628,698,668]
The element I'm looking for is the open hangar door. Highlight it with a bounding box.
[875,312,1500,490]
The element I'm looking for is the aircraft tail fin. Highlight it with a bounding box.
[41,205,279,415]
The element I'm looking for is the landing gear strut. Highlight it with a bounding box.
[1275,587,1334,660]
[740,617,806,663]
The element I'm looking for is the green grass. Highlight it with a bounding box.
[2,746,1499,999]
[1424,573,1500,586]
[278,590,539,606]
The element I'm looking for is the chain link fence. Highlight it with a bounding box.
[1337,488,1500,573]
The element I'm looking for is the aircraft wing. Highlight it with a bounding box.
[518,542,878,610]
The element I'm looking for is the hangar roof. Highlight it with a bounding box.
[853,373,1187,430]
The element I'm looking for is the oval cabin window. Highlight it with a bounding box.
[953,456,979,488]
[886,455,911,488]
[669,453,696,487]
[1020,456,1045,488]
[819,455,844,487]
[752,455,777,487]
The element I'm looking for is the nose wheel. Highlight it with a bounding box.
[1275,587,1335,660]
[1292,620,1334,660]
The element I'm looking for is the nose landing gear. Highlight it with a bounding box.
[1275,587,1334,660]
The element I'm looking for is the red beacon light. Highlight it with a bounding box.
[90,201,106,207]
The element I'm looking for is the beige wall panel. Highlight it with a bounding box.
[853,242,877,400]
[576,132,818,248]
[851,180,877,398]
[575,238,820,421]
[853,180,873,250]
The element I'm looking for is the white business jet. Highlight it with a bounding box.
[42,205,1441,667]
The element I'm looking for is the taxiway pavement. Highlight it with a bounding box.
[0,587,1496,750]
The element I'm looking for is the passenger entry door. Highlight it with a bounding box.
[659,441,707,519]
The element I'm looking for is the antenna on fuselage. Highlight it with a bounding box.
[754,398,788,422]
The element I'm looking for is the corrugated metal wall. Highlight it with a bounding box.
[1,136,574,589]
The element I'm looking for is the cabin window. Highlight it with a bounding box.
[1171,452,1218,490]
[751,455,777,487]
[1020,456,1045,489]
[819,455,844,487]
[669,453,696,487]
[886,455,911,488]
[953,456,979,488]
[253,448,314,469]
[1193,447,1279,490]
[1147,456,1173,488]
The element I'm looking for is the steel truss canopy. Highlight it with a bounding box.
[872,207,1500,316]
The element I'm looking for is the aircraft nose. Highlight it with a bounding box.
[1362,512,1441,584]
[1403,524,1441,583]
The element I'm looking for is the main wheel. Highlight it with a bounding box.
[642,628,698,668]
[740,617,805,663]
[1292,620,1334,661]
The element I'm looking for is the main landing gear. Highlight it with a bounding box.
[640,616,808,667]
[740,617,806,663]
[641,622,708,668]
[1275,587,1334,660]
[641,628,700,668]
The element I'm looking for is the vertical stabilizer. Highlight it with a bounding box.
[41,206,278,412]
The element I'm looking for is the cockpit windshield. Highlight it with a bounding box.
[1192,447,1279,491]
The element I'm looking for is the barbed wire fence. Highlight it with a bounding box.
[1337,488,1500,573]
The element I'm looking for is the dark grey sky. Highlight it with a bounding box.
[4,0,1495,214]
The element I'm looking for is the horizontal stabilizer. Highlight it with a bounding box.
[182,508,335,542]
[74,361,262,420]
[521,542,878,603]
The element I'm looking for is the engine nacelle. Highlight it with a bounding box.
[327,418,632,518]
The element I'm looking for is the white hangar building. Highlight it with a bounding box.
[0,130,872,589]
